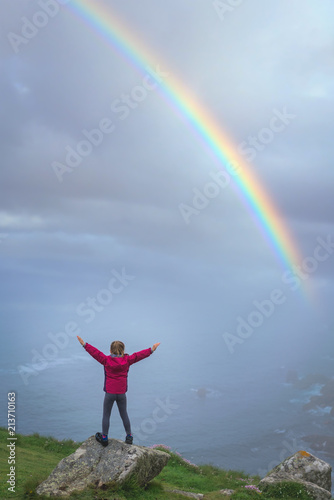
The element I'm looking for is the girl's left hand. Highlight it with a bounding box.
[77,335,85,346]
[152,342,160,352]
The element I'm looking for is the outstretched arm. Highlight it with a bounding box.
[77,336,107,365]
[127,342,160,366]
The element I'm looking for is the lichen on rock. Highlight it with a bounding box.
[259,450,332,500]
[36,435,170,497]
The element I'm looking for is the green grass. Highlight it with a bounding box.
[0,428,331,499]
[0,427,79,500]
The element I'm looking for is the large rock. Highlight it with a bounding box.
[36,436,170,497]
[259,450,332,500]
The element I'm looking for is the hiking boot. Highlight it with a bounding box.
[95,432,108,447]
[125,434,133,445]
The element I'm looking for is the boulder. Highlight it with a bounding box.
[36,435,170,497]
[259,450,332,500]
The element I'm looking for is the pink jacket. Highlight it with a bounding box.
[84,343,152,394]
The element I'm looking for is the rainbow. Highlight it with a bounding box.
[67,0,304,274]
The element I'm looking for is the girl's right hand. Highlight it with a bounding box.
[77,336,85,346]
[152,342,160,352]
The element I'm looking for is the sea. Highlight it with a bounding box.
[1,347,334,494]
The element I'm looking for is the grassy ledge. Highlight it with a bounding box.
[0,427,329,499]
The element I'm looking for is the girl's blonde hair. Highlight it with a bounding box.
[110,340,125,356]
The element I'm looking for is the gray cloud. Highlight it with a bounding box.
[1,0,333,373]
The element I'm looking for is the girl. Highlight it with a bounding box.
[77,335,160,447]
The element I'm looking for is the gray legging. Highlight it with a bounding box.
[102,393,131,436]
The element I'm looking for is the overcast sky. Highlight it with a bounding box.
[1,0,333,378]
